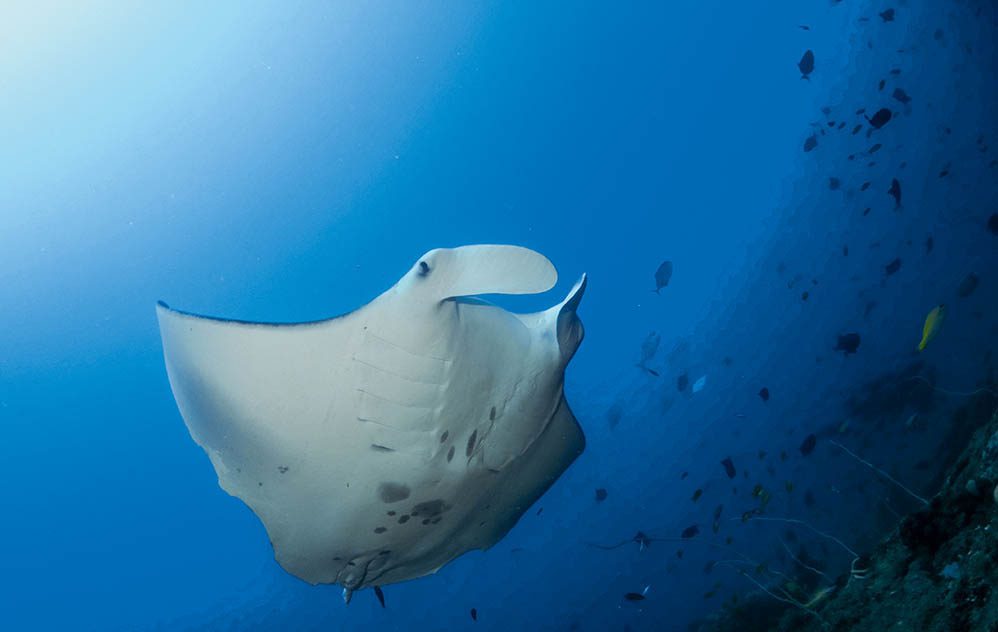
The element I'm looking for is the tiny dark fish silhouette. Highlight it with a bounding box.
[988,213,998,235]
[373,586,386,608]
[868,143,882,154]
[654,260,674,293]
[892,88,911,104]
[888,178,902,207]
[828,177,840,190]
[758,387,770,402]
[860,182,871,191]
[799,25,810,30]
[595,488,608,502]
[803,135,818,152]
[880,8,895,22]
[470,608,478,621]
[878,79,885,91]
[799,434,817,456]
[681,525,700,539]
[957,273,979,298]
[677,372,689,392]
[624,593,646,602]
[866,108,892,129]
[798,50,815,79]
[680,471,689,480]
[536,507,543,516]
[692,488,703,502]
[885,257,902,276]
[851,124,863,135]
[925,236,934,254]
[721,457,736,479]
[835,333,861,354]
[801,291,809,301]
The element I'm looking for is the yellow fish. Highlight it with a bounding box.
[918,304,945,351]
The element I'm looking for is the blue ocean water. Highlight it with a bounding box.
[1,2,995,630]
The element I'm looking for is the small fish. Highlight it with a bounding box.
[879,8,895,22]
[918,304,945,351]
[892,88,911,104]
[624,592,646,602]
[373,586,386,608]
[680,471,689,480]
[925,236,934,254]
[868,143,882,154]
[798,50,815,79]
[803,135,818,152]
[692,488,703,502]
[888,178,902,207]
[470,607,478,621]
[885,257,902,276]
[957,273,979,298]
[595,488,608,502]
[799,434,817,456]
[801,291,809,301]
[866,108,892,129]
[536,507,543,516]
[989,213,998,235]
[758,387,770,402]
[835,332,861,354]
[828,177,840,190]
[851,124,863,135]
[798,24,810,30]
[692,375,707,393]
[721,457,736,479]
[681,524,700,539]
[654,260,674,293]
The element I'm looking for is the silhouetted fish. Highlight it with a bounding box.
[988,213,998,235]
[835,333,861,354]
[799,434,817,456]
[866,108,892,129]
[759,387,770,402]
[888,178,902,207]
[721,457,736,479]
[803,135,818,152]
[798,50,815,79]
[828,177,840,190]
[799,25,810,31]
[880,8,895,22]
[654,260,673,293]
[691,488,703,502]
[681,525,700,539]
[595,488,608,502]
[373,586,386,608]
[892,88,911,104]
[677,372,689,392]
[624,593,646,602]
[868,143,882,154]
[957,273,979,298]
[885,258,902,276]
[470,608,478,621]
[925,236,934,254]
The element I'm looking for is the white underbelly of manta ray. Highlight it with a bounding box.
[157,245,587,602]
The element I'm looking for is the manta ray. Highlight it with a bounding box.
[157,244,587,602]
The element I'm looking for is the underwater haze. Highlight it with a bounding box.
[1,1,996,631]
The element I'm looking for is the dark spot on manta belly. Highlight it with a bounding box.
[490,406,496,420]
[374,527,387,534]
[277,466,288,473]
[439,430,449,443]
[378,482,411,503]
[466,429,478,457]
[398,515,410,524]
[410,498,450,518]
[418,261,430,276]
[371,444,395,453]
[447,445,455,462]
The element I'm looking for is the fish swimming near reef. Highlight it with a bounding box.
[918,304,945,351]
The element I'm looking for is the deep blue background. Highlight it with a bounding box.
[1,2,994,630]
